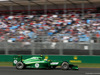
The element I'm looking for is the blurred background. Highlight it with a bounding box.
[0,0,100,55]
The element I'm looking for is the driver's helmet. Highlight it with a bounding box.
[44,59,48,61]
[40,55,43,57]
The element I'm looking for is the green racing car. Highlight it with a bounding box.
[13,55,78,70]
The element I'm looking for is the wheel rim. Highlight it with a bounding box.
[18,63,22,68]
[17,63,24,69]
[63,64,68,69]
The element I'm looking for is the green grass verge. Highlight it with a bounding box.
[0,62,100,68]
[74,63,100,68]
[0,62,13,67]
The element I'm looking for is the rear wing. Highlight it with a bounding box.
[13,55,22,66]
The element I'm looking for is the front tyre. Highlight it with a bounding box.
[16,62,25,70]
[61,62,69,70]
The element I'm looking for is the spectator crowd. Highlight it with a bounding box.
[0,11,100,43]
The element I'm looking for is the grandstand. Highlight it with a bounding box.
[0,0,100,55]
[0,0,99,15]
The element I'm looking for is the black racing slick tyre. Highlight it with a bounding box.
[16,62,25,70]
[61,62,69,70]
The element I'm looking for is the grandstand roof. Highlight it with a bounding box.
[0,0,100,10]
[0,0,99,5]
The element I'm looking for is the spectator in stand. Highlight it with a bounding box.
[0,11,99,43]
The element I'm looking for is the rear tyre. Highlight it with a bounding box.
[61,62,69,70]
[16,62,25,70]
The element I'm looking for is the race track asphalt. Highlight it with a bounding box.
[0,67,100,75]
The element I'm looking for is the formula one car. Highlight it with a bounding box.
[13,55,78,70]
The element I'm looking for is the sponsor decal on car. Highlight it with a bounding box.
[35,63,39,68]
[14,60,17,64]
[25,61,45,64]
[50,62,59,65]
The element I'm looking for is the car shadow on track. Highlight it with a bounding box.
[17,68,79,71]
